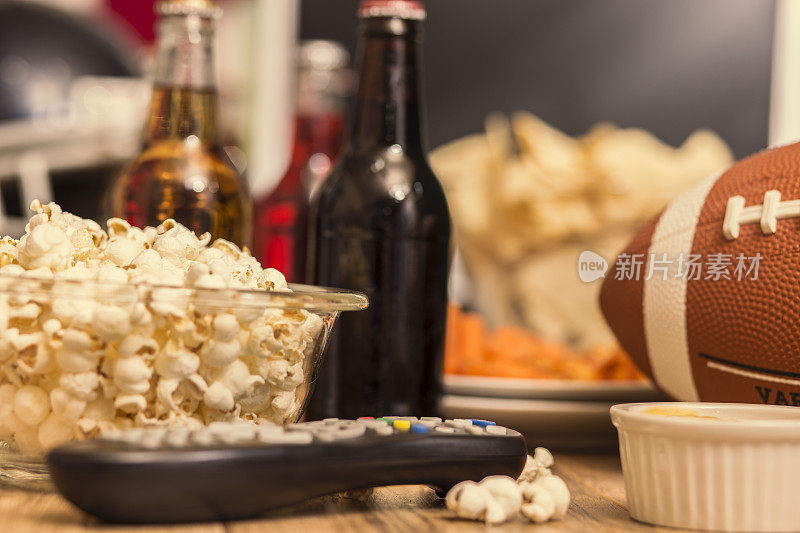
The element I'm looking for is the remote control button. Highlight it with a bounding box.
[209,423,256,445]
[357,416,374,420]
[470,419,496,428]
[319,424,367,441]
[292,421,325,433]
[191,429,215,446]
[207,422,253,436]
[485,425,507,436]
[363,419,388,429]
[445,419,472,429]
[410,423,428,434]
[397,416,418,423]
[255,426,283,440]
[466,425,484,435]
[259,430,313,445]
[373,424,393,436]
[376,417,393,424]
[117,428,144,445]
[323,418,340,425]
[140,428,167,449]
[164,427,190,447]
[317,430,336,442]
[435,426,455,433]
[420,416,442,423]
[338,425,367,438]
[418,420,439,428]
[393,420,411,432]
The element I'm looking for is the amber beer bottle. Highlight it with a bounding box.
[104,0,251,246]
[307,0,451,418]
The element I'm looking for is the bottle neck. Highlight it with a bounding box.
[349,17,426,155]
[143,14,219,145]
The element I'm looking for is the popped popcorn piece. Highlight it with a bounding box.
[0,237,17,266]
[156,376,206,413]
[96,263,129,284]
[58,372,100,401]
[445,447,571,525]
[0,201,326,454]
[16,340,54,375]
[259,268,288,290]
[210,360,263,398]
[213,314,239,341]
[113,357,153,394]
[520,475,570,523]
[518,446,555,483]
[204,381,234,412]
[13,385,50,426]
[50,388,87,422]
[154,341,200,378]
[266,360,304,390]
[93,305,132,341]
[446,476,522,525]
[38,413,74,449]
[114,394,147,414]
[270,390,297,418]
[200,338,240,368]
[55,329,103,372]
[117,334,158,359]
[17,224,71,271]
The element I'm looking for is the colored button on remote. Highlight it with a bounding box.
[393,420,411,432]
[410,423,428,434]
[471,420,496,428]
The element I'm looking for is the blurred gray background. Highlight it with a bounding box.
[300,0,774,158]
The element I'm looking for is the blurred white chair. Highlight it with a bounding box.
[0,151,52,237]
[0,75,147,238]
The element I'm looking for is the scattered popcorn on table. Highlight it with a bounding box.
[0,201,324,455]
[446,476,522,525]
[517,446,554,483]
[445,446,570,525]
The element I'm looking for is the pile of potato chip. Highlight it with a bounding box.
[431,112,733,350]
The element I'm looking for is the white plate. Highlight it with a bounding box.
[444,375,665,402]
[441,394,621,451]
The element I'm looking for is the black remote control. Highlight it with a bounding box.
[46,417,527,523]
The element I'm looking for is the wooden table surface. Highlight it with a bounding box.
[0,453,698,532]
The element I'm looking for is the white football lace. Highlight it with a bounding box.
[723,190,800,240]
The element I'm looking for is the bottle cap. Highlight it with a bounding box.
[358,0,426,21]
[156,0,222,19]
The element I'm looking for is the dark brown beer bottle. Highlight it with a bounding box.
[307,0,451,418]
[104,0,252,247]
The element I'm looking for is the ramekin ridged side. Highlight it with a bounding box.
[612,403,800,532]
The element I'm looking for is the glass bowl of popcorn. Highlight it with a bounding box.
[0,201,368,489]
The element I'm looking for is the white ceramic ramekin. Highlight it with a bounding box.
[611,402,800,532]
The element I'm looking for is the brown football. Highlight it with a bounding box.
[600,142,800,406]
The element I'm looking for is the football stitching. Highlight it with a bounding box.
[626,217,798,257]
[723,190,800,240]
